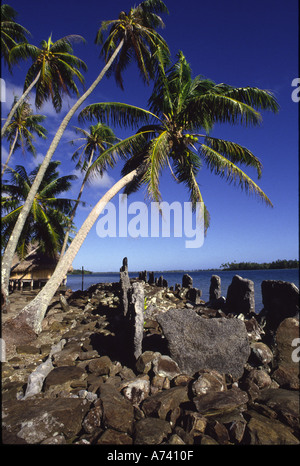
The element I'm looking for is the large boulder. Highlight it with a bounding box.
[260,280,299,331]
[226,275,255,316]
[157,308,250,380]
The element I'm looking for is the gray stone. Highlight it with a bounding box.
[98,384,134,434]
[120,257,131,316]
[272,318,300,389]
[157,308,250,380]
[226,275,255,316]
[186,287,202,304]
[209,275,221,301]
[148,272,155,285]
[128,282,145,360]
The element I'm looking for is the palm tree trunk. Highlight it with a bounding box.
[13,167,138,334]
[1,128,19,176]
[59,149,95,258]
[1,39,125,305]
[1,71,41,138]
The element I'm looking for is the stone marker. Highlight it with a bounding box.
[226,275,255,316]
[128,282,145,360]
[120,257,131,316]
[157,308,250,380]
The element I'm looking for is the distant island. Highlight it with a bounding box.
[68,259,299,275]
[220,259,299,271]
[69,268,93,275]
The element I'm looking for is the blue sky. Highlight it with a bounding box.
[1,0,299,272]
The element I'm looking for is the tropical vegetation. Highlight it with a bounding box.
[1,97,47,176]
[221,259,299,271]
[1,161,78,259]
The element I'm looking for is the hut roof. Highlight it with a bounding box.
[11,251,59,274]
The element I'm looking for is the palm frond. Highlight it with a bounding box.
[200,144,273,207]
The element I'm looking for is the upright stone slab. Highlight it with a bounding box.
[260,280,299,331]
[128,282,145,360]
[182,274,193,288]
[148,272,155,285]
[226,275,255,316]
[157,308,250,380]
[120,257,131,316]
[209,275,221,301]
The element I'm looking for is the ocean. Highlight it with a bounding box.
[66,268,299,313]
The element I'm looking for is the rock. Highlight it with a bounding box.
[82,401,102,434]
[226,275,255,316]
[2,398,90,443]
[128,282,145,360]
[206,419,230,444]
[272,318,299,389]
[59,293,70,312]
[120,257,131,316]
[148,272,155,285]
[44,365,86,393]
[245,410,299,444]
[244,368,272,390]
[122,377,150,406]
[157,309,250,380]
[152,355,181,380]
[133,418,172,444]
[141,386,190,420]
[136,351,160,374]
[192,369,226,396]
[260,280,299,331]
[186,287,202,304]
[182,274,193,288]
[250,342,273,366]
[16,345,40,355]
[180,411,208,436]
[209,275,221,301]
[139,270,147,282]
[245,316,265,341]
[87,356,113,376]
[193,387,248,416]
[227,417,247,443]
[255,388,300,431]
[97,429,133,444]
[98,384,134,434]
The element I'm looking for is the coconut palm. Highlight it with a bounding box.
[1,97,47,177]
[1,34,87,137]
[80,51,279,232]
[1,3,30,70]
[59,122,119,257]
[1,161,78,259]
[1,0,170,304]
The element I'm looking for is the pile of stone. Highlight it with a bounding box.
[1,261,299,445]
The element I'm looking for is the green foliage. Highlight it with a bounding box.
[1,3,30,70]
[221,259,299,270]
[1,161,78,258]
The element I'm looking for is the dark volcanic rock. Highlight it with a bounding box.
[226,275,255,316]
[157,308,250,380]
[260,280,299,331]
[134,418,172,444]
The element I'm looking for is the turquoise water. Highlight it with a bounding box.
[66,268,299,313]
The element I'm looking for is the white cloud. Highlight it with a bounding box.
[88,172,115,189]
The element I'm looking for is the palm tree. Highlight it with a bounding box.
[1,0,170,304]
[1,97,47,176]
[8,52,279,334]
[1,34,87,137]
[80,51,279,231]
[1,3,30,70]
[1,161,77,259]
[59,122,119,257]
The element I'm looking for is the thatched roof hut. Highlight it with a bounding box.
[9,245,70,289]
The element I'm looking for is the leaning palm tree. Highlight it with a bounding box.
[1,34,87,137]
[1,97,47,176]
[1,161,78,259]
[1,0,170,304]
[1,3,30,70]
[59,122,119,257]
[9,52,279,335]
